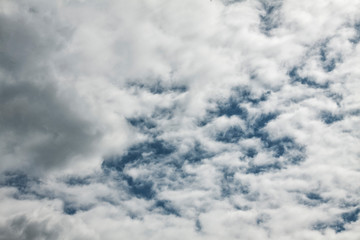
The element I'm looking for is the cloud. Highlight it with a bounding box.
[1,0,360,239]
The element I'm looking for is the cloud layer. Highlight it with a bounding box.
[1,0,360,239]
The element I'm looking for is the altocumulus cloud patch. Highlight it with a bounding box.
[1,0,360,239]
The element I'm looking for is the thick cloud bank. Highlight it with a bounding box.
[1,0,360,239]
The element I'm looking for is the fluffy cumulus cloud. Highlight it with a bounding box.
[1,0,360,239]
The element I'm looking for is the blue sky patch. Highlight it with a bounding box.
[319,46,338,72]
[153,200,180,216]
[289,67,329,89]
[216,126,244,143]
[102,140,176,172]
[320,111,343,124]
[127,116,157,134]
[214,98,248,119]
[126,81,188,95]
[259,1,282,35]
[349,22,360,44]
[64,176,91,186]
[246,162,282,174]
[182,141,214,164]
[125,176,155,200]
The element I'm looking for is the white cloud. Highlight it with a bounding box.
[1,0,360,239]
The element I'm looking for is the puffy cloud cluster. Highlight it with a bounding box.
[1,0,360,239]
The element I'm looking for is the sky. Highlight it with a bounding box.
[0,0,360,239]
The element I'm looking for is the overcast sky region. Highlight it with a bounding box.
[1,0,360,239]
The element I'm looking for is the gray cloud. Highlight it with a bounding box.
[0,1,102,173]
[0,215,60,240]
